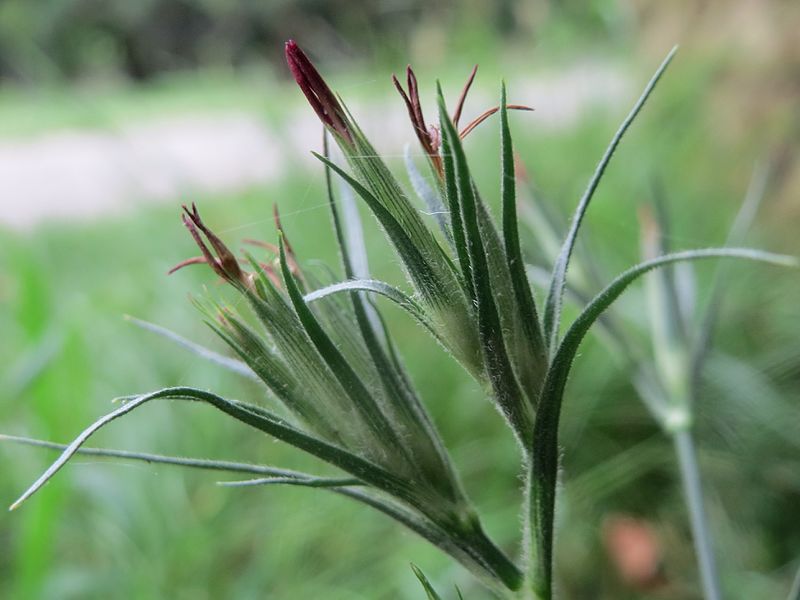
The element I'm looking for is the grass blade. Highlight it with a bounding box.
[542,46,678,353]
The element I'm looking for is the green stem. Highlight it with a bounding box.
[521,466,546,600]
[673,428,722,600]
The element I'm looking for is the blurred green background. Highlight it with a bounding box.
[1,1,799,598]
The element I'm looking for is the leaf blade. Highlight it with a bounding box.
[324,143,464,503]
[411,564,444,600]
[500,83,548,391]
[125,315,257,380]
[439,85,533,447]
[0,433,337,480]
[528,246,796,595]
[278,241,412,465]
[542,45,679,352]
[9,387,419,511]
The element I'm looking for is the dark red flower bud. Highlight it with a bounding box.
[175,203,249,288]
[393,63,533,181]
[393,66,443,177]
[285,40,353,144]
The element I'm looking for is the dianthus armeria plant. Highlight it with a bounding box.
[4,41,797,599]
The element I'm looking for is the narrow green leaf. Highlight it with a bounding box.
[439,94,473,299]
[218,476,361,488]
[325,135,396,363]
[528,246,796,597]
[500,83,548,391]
[192,294,344,441]
[324,143,465,504]
[477,186,548,403]
[235,261,377,451]
[340,107,434,241]
[314,151,483,376]
[325,131,368,280]
[643,192,687,336]
[0,433,316,479]
[691,159,772,379]
[208,311,343,441]
[404,145,453,244]
[7,389,519,589]
[517,180,603,297]
[125,315,257,380]
[439,86,533,447]
[411,564,444,600]
[315,153,450,307]
[648,184,697,326]
[336,487,517,593]
[365,302,464,502]
[279,241,415,473]
[9,387,420,511]
[304,268,378,387]
[543,46,678,353]
[526,263,634,360]
[305,279,436,336]
[333,108,467,296]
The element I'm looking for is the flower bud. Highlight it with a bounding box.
[285,40,353,145]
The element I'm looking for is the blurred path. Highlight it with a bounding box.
[0,62,629,230]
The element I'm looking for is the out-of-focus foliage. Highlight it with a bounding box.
[0,0,525,83]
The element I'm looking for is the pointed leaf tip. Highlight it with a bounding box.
[411,563,444,600]
[543,44,678,352]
